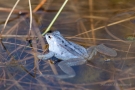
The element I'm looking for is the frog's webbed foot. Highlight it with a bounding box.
[96,44,117,57]
[38,58,86,79]
[87,44,117,60]
[37,51,54,60]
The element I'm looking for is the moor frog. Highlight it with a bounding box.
[38,31,117,79]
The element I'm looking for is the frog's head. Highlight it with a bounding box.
[45,31,64,45]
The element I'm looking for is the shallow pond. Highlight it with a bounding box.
[0,0,135,90]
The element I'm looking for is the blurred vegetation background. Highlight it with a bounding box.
[0,0,135,90]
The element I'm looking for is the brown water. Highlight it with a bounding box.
[0,0,135,90]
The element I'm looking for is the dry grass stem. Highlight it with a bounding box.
[89,0,96,44]
[33,0,47,12]
[2,0,20,33]
[28,0,32,32]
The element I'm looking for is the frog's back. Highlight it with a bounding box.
[49,41,79,60]
[68,41,88,58]
[46,30,88,60]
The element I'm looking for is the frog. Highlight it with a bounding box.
[37,31,117,79]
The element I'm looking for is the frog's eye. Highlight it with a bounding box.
[48,35,52,39]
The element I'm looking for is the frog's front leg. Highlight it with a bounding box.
[40,58,86,79]
[87,44,117,60]
[37,51,54,60]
